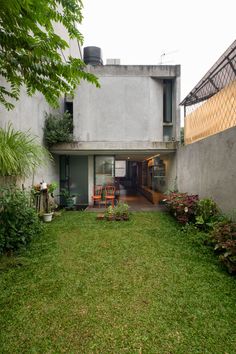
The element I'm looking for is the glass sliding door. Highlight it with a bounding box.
[60,155,88,205]
[95,156,115,186]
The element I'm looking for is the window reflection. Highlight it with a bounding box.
[95,156,115,186]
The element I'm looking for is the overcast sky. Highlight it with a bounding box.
[81,0,235,101]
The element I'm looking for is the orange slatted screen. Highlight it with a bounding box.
[185,80,236,144]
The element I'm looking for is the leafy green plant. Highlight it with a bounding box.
[44,112,74,146]
[210,221,236,274]
[0,124,51,178]
[48,182,58,196]
[195,198,219,230]
[0,0,99,110]
[115,202,130,220]
[59,188,78,208]
[104,202,130,221]
[0,186,43,254]
[60,188,77,200]
[105,205,114,220]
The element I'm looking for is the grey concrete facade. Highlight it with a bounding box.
[72,64,181,147]
[177,126,236,213]
[0,61,180,205]
[55,64,180,204]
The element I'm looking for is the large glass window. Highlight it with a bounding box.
[95,156,115,186]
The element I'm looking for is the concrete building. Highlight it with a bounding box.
[0,41,181,206]
[50,47,181,206]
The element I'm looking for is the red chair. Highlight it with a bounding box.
[92,185,103,208]
[105,185,115,207]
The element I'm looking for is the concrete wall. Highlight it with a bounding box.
[162,153,177,193]
[177,126,236,213]
[53,21,82,60]
[74,76,163,142]
[0,87,60,188]
[73,65,180,144]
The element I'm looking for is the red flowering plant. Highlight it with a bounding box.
[165,192,199,224]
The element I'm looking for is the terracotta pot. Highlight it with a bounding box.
[97,213,105,220]
[106,215,114,221]
[122,215,129,221]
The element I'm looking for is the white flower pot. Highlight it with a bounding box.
[43,213,53,222]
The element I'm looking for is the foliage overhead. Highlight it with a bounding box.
[0,0,99,110]
[0,124,52,177]
[44,111,73,146]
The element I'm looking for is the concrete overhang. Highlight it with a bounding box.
[85,64,181,78]
[50,141,178,156]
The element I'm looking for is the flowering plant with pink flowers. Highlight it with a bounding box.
[165,192,199,224]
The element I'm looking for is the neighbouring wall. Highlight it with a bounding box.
[177,126,236,213]
[0,86,61,189]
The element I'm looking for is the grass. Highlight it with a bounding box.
[0,211,236,353]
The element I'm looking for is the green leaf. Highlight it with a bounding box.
[0,0,99,109]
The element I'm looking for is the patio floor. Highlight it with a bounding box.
[86,185,164,212]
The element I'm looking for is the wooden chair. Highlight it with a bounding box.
[104,185,115,207]
[92,185,103,208]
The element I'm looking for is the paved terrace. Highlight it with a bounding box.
[86,186,164,212]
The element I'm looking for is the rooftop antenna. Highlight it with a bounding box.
[159,50,179,65]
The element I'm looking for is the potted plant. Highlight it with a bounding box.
[105,205,114,221]
[43,201,53,222]
[42,181,58,222]
[114,202,130,221]
[120,202,130,221]
[60,188,77,209]
[114,204,122,221]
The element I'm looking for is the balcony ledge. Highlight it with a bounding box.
[50,140,178,155]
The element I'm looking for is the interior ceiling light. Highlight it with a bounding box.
[146,153,160,161]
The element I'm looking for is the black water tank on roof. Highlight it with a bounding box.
[83,46,103,65]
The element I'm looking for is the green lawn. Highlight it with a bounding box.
[0,212,236,353]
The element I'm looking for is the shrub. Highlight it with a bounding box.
[165,192,199,224]
[104,202,130,221]
[0,187,43,254]
[105,205,114,220]
[195,198,220,230]
[210,221,236,274]
[0,124,51,178]
[115,202,130,220]
[44,111,73,146]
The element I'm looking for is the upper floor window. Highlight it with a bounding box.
[163,80,173,123]
[65,101,73,118]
